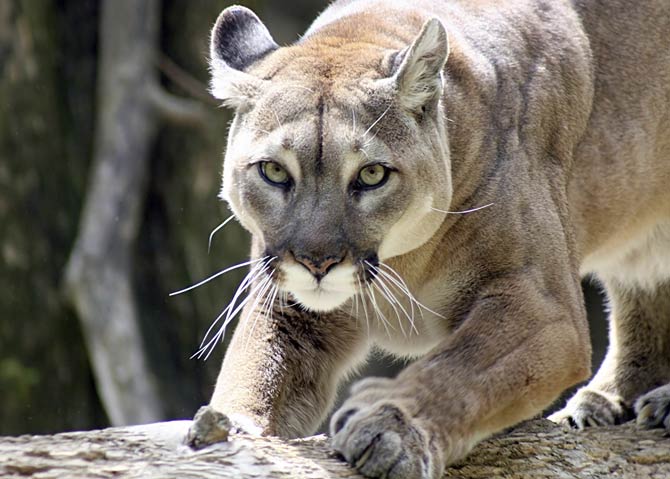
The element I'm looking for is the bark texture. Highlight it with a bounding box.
[1,420,669,479]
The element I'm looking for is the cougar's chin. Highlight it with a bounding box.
[281,263,358,312]
[290,288,354,312]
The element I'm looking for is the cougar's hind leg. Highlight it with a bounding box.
[550,280,670,428]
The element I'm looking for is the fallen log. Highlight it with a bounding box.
[1,419,668,478]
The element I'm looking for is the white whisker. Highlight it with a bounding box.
[193,283,256,360]
[366,283,394,338]
[271,108,282,129]
[363,105,391,138]
[367,263,416,318]
[279,289,287,317]
[368,264,418,336]
[376,266,417,332]
[197,262,265,350]
[378,263,446,319]
[252,127,272,136]
[354,280,360,320]
[356,275,370,337]
[195,271,274,360]
[191,258,275,360]
[243,283,275,353]
[289,85,315,94]
[170,257,266,296]
[242,273,276,353]
[208,214,236,253]
[222,259,275,330]
[371,280,407,337]
[431,202,494,215]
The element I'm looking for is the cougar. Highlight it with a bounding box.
[188,0,670,477]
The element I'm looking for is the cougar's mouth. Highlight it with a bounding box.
[280,262,359,312]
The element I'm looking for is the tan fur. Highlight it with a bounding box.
[193,1,670,477]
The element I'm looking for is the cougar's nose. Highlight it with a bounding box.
[293,252,345,280]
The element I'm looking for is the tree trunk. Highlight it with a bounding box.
[1,420,669,478]
[63,0,166,426]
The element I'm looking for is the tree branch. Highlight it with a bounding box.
[149,83,210,126]
[1,420,669,478]
[157,53,218,106]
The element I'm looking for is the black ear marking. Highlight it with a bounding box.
[210,6,278,71]
[387,47,408,76]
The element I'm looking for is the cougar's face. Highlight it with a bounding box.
[221,82,451,312]
[210,7,451,312]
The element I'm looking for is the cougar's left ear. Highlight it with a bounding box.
[392,18,449,113]
[209,6,277,107]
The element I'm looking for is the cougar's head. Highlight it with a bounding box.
[209,6,451,312]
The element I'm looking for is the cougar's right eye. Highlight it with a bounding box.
[259,161,291,187]
[358,164,386,186]
[354,163,392,191]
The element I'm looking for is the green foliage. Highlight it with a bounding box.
[0,358,39,406]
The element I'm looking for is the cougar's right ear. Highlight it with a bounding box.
[209,6,277,108]
[388,19,449,114]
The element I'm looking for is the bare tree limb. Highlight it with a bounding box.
[63,0,164,425]
[62,0,218,425]
[149,83,209,126]
[1,420,669,478]
[157,53,219,105]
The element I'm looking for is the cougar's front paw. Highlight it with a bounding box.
[186,405,266,449]
[330,379,442,479]
[548,388,632,428]
[635,384,670,431]
[186,406,232,449]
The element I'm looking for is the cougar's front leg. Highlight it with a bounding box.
[208,293,368,438]
[331,274,590,479]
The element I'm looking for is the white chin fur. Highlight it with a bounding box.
[281,263,357,312]
[290,288,354,312]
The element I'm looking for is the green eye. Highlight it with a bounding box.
[259,161,290,186]
[357,164,388,188]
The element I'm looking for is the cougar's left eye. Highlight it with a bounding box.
[259,161,291,187]
[356,164,389,189]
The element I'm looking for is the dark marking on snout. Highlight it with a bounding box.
[293,251,345,281]
[360,252,380,283]
[315,97,325,176]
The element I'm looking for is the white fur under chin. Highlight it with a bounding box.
[291,289,354,312]
[281,263,357,312]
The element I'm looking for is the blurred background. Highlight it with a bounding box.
[0,0,608,436]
